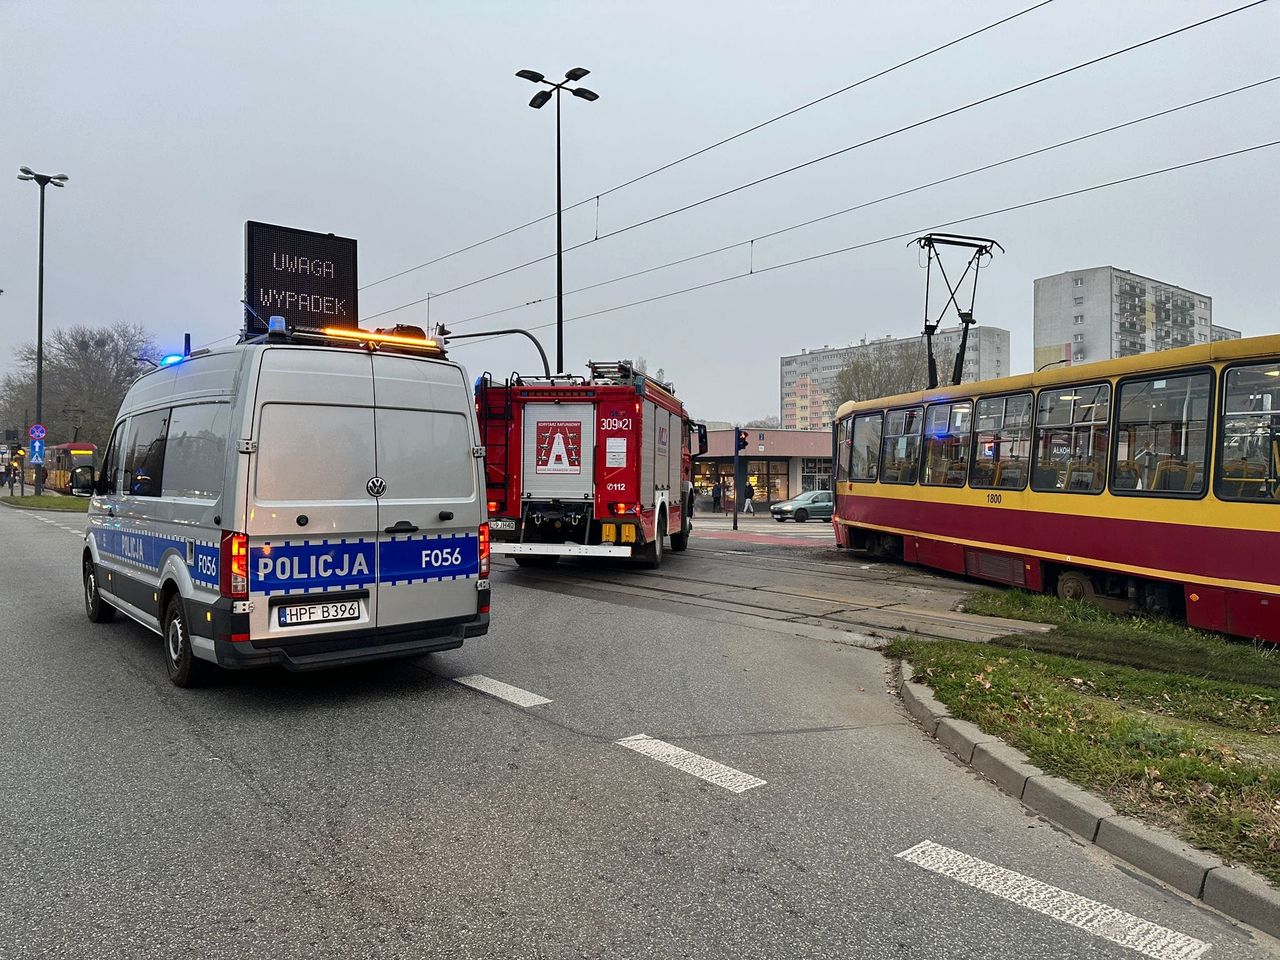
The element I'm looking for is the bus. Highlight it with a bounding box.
[831,334,1280,643]
[25,442,97,494]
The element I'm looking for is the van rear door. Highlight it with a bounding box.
[372,355,483,628]
[247,349,379,638]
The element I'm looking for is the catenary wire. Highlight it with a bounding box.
[440,75,1279,329]
[449,139,1280,351]
[362,0,1271,323]
[357,0,1058,293]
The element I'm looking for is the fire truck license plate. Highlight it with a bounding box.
[489,519,516,532]
[277,601,360,627]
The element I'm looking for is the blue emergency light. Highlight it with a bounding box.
[268,315,287,335]
[159,354,184,366]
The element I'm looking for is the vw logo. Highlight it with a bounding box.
[366,477,386,498]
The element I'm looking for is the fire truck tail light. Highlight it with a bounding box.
[220,531,249,599]
[487,500,499,514]
[478,522,491,577]
[611,503,641,516]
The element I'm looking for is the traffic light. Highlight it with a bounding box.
[736,429,748,451]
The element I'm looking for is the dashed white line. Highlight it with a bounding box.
[616,734,766,794]
[453,674,552,707]
[896,840,1210,960]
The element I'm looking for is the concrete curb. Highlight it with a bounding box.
[895,661,1280,940]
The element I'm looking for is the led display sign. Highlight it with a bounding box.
[244,221,358,333]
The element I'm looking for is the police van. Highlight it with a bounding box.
[79,321,491,686]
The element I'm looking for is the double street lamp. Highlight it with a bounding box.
[515,66,599,376]
[17,166,69,496]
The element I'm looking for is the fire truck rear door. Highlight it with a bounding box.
[521,402,594,501]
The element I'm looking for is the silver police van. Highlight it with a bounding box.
[79,322,491,686]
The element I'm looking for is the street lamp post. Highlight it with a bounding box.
[17,166,69,496]
[515,66,599,376]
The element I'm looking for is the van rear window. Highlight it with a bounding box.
[256,404,375,502]
[374,408,475,500]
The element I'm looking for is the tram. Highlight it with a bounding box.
[831,334,1280,643]
[24,442,97,494]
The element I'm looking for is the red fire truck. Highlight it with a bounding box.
[477,360,707,568]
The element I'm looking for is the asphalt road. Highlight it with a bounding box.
[1,504,1275,959]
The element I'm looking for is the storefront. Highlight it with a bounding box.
[696,429,832,509]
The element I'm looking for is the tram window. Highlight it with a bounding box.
[970,393,1032,489]
[1031,383,1110,493]
[850,413,882,481]
[880,407,923,485]
[162,403,230,500]
[922,402,972,486]
[1113,372,1211,497]
[835,419,852,483]
[1216,361,1280,501]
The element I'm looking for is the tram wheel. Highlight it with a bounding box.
[1055,569,1096,604]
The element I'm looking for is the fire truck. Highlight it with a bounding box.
[476,360,708,568]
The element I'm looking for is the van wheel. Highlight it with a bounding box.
[514,554,559,568]
[1055,569,1096,604]
[83,556,116,624]
[163,596,210,688]
[642,517,666,569]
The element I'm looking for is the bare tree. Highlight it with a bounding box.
[831,338,958,406]
[744,415,781,429]
[1,322,157,452]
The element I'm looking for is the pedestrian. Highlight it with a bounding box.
[711,481,722,513]
[6,463,15,497]
[742,481,755,514]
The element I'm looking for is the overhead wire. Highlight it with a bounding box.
[439,75,1279,330]
[362,0,1271,324]
[357,0,1058,293]
[449,139,1280,350]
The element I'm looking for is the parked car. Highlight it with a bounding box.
[770,489,833,523]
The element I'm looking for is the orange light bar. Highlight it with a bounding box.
[322,327,439,349]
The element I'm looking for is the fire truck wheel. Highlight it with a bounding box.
[642,517,666,569]
[670,506,690,552]
[514,555,559,568]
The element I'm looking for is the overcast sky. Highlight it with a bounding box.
[3,0,1278,424]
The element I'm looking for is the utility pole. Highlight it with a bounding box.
[18,166,70,496]
[732,426,741,532]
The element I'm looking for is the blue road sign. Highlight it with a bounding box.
[29,438,45,464]
[28,423,46,441]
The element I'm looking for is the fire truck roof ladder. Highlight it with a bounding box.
[477,372,513,505]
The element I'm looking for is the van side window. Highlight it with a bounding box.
[880,407,922,484]
[970,394,1032,490]
[1113,372,1211,496]
[162,404,230,500]
[1032,383,1110,493]
[123,408,170,497]
[1216,361,1280,501]
[99,421,128,495]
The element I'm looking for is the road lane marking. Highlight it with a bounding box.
[616,734,766,794]
[896,840,1210,960]
[453,674,552,707]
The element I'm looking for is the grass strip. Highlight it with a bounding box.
[0,495,90,512]
[891,636,1280,885]
[964,589,1280,689]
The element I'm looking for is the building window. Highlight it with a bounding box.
[801,457,832,492]
[1073,314,1084,324]
[1073,296,1084,306]
[970,394,1032,490]
[1198,299,1208,309]
[1113,371,1211,496]
[1073,277,1084,287]
[1032,383,1111,493]
[1072,333,1084,343]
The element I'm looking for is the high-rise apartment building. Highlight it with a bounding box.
[1032,267,1238,372]
[779,326,1010,431]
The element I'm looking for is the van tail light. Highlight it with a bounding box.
[478,522,491,578]
[220,530,249,599]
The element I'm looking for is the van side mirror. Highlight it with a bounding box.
[71,464,95,496]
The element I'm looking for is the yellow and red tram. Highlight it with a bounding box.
[23,442,97,494]
[832,334,1280,643]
